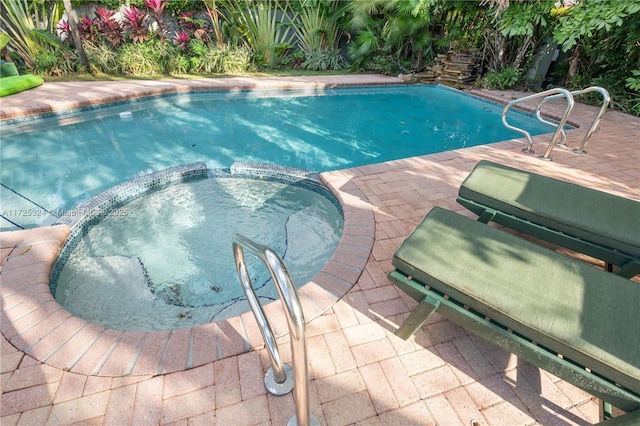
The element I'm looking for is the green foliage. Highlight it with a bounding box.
[34,49,57,70]
[117,39,180,74]
[175,54,191,74]
[34,44,78,75]
[303,49,348,71]
[483,66,522,90]
[554,0,640,51]
[345,0,435,70]
[220,45,252,73]
[281,48,305,69]
[551,1,640,116]
[294,1,343,54]
[219,0,298,68]
[0,33,12,51]
[0,0,63,68]
[499,1,552,37]
[435,2,488,51]
[188,39,251,74]
[626,70,640,92]
[83,40,121,74]
[203,0,226,47]
[344,0,476,72]
[188,39,222,72]
[360,54,407,76]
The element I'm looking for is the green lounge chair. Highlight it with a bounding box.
[456,160,640,278]
[388,207,640,423]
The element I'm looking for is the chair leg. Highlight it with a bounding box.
[396,295,440,340]
[600,399,614,421]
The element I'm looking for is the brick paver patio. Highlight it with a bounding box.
[1,75,639,425]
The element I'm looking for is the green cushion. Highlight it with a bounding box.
[0,74,44,97]
[458,160,640,258]
[392,207,640,395]
[0,62,19,77]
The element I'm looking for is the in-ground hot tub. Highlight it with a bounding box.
[49,163,343,331]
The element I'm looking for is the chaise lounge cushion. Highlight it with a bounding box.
[458,160,640,258]
[392,207,640,395]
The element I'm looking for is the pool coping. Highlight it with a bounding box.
[0,74,404,121]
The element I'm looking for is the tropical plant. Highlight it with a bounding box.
[94,7,125,46]
[1,32,12,61]
[188,38,252,74]
[293,0,347,70]
[118,39,179,74]
[343,0,437,72]
[122,5,150,43]
[303,49,347,71]
[433,1,488,52]
[219,0,298,67]
[219,45,252,73]
[76,15,101,43]
[0,0,64,68]
[71,6,124,47]
[483,65,522,89]
[34,44,78,75]
[204,0,226,47]
[83,40,121,74]
[294,0,342,52]
[483,0,555,72]
[144,0,169,40]
[188,38,221,72]
[177,10,211,43]
[551,0,640,116]
[173,30,190,51]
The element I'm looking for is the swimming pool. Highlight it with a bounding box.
[50,165,343,331]
[0,84,555,231]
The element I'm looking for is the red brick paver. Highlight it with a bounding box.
[2,75,639,425]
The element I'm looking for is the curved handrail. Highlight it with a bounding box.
[233,233,317,426]
[535,86,610,154]
[501,87,574,156]
[572,86,610,153]
[533,99,567,146]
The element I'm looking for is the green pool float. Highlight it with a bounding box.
[0,73,44,97]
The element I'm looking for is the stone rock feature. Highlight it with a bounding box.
[415,48,482,88]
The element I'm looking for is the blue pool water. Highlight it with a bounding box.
[1,84,554,230]
[52,173,343,331]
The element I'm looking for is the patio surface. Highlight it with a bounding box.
[1,75,639,425]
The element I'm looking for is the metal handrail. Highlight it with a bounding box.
[233,234,319,426]
[501,87,574,159]
[536,86,610,154]
[533,100,567,147]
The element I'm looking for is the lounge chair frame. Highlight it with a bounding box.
[390,271,640,418]
[389,207,640,424]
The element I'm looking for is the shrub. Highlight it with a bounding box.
[220,45,251,74]
[360,54,407,76]
[303,49,348,71]
[34,44,79,75]
[118,39,179,74]
[84,41,121,74]
[188,39,251,74]
[483,66,522,90]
